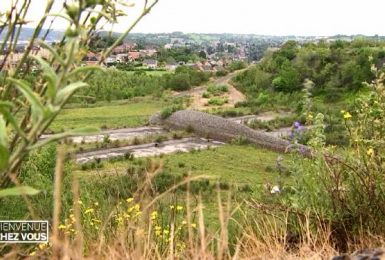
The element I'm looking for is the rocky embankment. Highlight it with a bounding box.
[150,110,311,156]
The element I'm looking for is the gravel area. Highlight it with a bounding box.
[76,137,224,164]
[41,126,165,144]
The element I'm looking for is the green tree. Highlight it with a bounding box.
[272,62,301,92]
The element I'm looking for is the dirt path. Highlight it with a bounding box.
[174,70,246,110]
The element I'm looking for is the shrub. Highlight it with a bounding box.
[207,97,228,106]
[168,73,191,91]
[281,78,385,247]
[160,104,183,119]
[207,84,229,96]
[202,91,211,98]
[228,60,247,72]
[215,69,228,77]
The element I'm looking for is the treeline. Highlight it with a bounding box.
[232,39,385,145]
[233,39,385,101]
[74,66,210,102]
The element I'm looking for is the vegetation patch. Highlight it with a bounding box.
[51,99,165,132]
[207,97,228,106]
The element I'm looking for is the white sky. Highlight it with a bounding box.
[2,0,385,36]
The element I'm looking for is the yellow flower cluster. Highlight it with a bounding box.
[58,200,102,236]
[169,205,184,211]
[29,242,51,256]
[150,205,197,251]
[114,198,142,228]
[58,211,77,236]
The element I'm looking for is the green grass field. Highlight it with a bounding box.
[77,144,283,186]
[75,144,286,230]
[50,99,165,132]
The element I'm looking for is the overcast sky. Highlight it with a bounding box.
[3,0,385,36]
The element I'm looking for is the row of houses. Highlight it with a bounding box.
[0,46,51,69]
[1,42,241,72]
[83,43,158,66]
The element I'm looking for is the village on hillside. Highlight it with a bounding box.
[1,31,372,72]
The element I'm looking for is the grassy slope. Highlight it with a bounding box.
[75,144,285,231]
[50,99,165,132]
[77,144,283,186]
[162,145,281,185]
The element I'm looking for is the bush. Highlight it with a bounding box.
[207,84,228,96]
[166,66,210,91]
[168,73,191,91]
[228,60,247,72]
[207,97,228,106]
[282,81,385,247]
[215,69,228,77]
[160,104,183,119]
[202,91,210,98]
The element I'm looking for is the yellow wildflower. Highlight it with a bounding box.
[367,148,374,157]
[191,223,197,228]
[58,224,66,230]
[126,198,134,203]
[343,112,352,120]
[85,208,94,214]
[154,226,162,236]
[150,211,158,220]
[94,202,99,206]
[39,243,48,250]
[169,205,175,209]
[176,205,183,211]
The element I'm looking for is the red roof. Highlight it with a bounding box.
[128,51,140,60]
